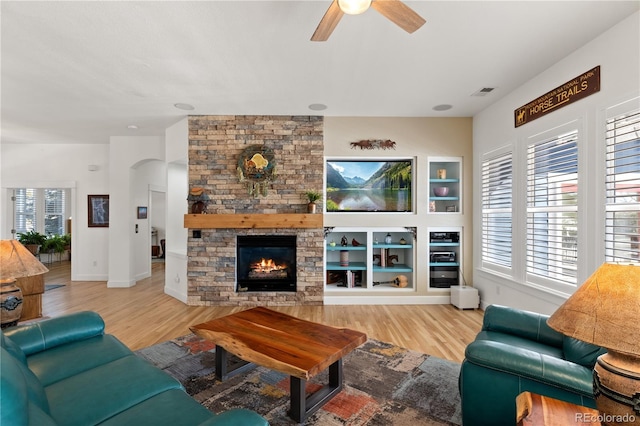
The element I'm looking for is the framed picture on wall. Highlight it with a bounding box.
[137,206,148,219]
[88,195,109,227]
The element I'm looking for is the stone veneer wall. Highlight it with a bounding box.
[187,115,324,306]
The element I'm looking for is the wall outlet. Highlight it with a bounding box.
[496,286,501,295]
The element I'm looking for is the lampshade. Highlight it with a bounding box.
[0,240,49,280]
[547,263,640,355]
[337,0,372,15]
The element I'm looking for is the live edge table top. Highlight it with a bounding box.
[190,307,367,381]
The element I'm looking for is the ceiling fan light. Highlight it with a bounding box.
[337,0,372,15]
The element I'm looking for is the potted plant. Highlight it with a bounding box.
[17,230,46,256]
[61,233,71,251]
[42,234,66,256]
[303,191,322,214]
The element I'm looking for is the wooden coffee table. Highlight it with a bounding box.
[190,307,367,422]
[516,392,602,425]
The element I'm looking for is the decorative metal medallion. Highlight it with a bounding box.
[237,145,277,197]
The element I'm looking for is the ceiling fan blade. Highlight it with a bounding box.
[311,0,344,41]
[371,0,426,34]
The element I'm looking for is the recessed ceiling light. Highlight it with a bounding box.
[174,103,195,111]
[433,104,453,111]
[127,124,138,129]
[308,103,328,111]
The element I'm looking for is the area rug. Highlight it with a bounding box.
[136,334,462,425]
[44,284,65,291]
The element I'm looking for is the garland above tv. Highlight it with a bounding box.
[326,159,413,213]
[350,139,397,150]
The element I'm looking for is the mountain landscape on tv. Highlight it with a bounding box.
[326,161,412,212]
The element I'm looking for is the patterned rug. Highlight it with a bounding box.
[136,334,462,425]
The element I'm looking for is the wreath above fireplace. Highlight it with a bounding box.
[237,145,277,197]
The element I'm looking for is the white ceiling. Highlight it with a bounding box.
[2,1,638,145]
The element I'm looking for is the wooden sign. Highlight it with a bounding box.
[515,66,600,128]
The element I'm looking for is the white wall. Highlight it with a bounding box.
[151,190,166,252]
[131,160,166,281]
[1,131,180,298]
[0,143,110,281]
[107,136,164,287]
[472,12,640,314]
[164,118,189,302]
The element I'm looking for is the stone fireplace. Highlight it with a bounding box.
[186,115,324,306]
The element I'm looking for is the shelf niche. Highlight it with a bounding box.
[428,157,462,214]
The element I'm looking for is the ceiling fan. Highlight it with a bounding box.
[311,0,426,42]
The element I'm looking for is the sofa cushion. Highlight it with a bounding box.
[464,339,594,396]
[3,310,105,356]
[98,389,218,426]
[27,334,132,386]
[563,336,607,368]
[482,304,563,347]
[99,389,270,426]
[27,404,57,426]
[474,330,564,359]
[1,347,52,424]
[45,354,184,426]
[1,330,27,364]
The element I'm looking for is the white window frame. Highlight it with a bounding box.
[481,147,513,274]
[14,188,69,236]
[525,123,580,294]
[604,98,640,265]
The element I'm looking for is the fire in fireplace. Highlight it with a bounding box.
[236,235,296,292]
[249,258,288,278]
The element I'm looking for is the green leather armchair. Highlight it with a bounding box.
[459,304,606,425]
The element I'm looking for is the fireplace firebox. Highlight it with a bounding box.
[236,235,296,292]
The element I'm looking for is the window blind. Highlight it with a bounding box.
[605,109,640,264]
[14,188,37,234]
[526,130,579,286]
[481,152,513,268]
[44,188,65,235]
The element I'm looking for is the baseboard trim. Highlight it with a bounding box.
[164,286,187,303]
[107,279,136,288]
[73,274,108,281]
[324,295,451,305]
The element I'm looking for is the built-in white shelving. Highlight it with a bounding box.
[325,227,415,292]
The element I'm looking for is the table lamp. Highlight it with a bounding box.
[547,263,640,426]
[0,240,49,327]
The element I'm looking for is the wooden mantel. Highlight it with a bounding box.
[184,213,323,229]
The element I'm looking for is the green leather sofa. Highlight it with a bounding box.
[1,311,269,426]
[459,304,606,426]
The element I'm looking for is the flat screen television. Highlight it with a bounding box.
[325,159,413,212]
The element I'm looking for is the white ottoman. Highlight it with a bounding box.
[450,285,479,310]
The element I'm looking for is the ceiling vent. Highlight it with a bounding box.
[471,87,496,97]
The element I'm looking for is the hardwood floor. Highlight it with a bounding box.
[41,261,484,362]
